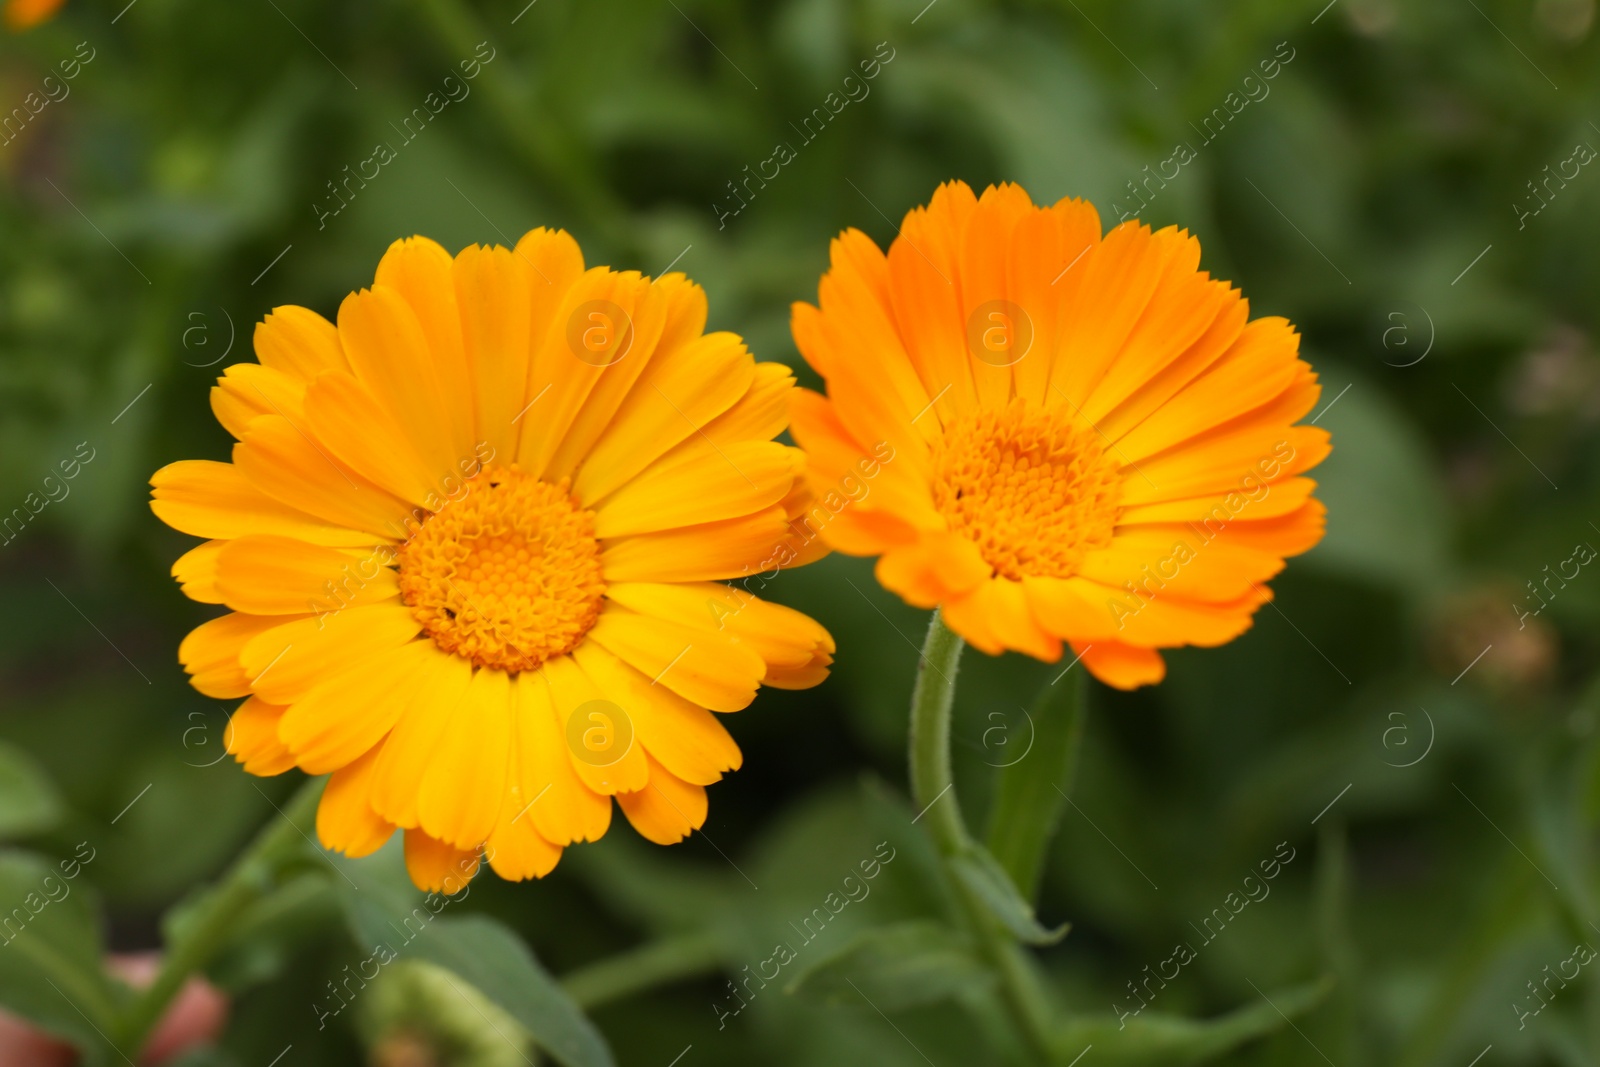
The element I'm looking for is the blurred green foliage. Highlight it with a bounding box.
[5,0,1600,1063]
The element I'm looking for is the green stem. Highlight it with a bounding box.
[561,930,724,1011]
[910,612,1057,1064]
[909,611,969,854]
[115,777,324,1059]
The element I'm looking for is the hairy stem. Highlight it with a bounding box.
[910,611,1057,1064]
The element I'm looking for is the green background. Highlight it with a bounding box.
[3,0,1600,1063]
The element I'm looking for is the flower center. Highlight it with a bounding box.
[931,400,1122,581]
[397,465,605,672]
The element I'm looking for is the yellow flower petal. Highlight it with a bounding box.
[301,371,447,506]
[616,756,707,846]
[542,278,674,482]
[603,581,833,687]
[511,668,612,845]
[370,648,473,828]
[453,244,535,463]
[210,363,307,441]
[573,329,754,503]
[404,828,480,895]
[338,284,475,485]
[223,697,297,776]
[180,612,297,698]
[233,416,414,540]
[253,305,347,382]
[240,601,422,706]
[278,640,438,775]
[570,640,741,786]
[318,745,396,858]
[599,507,793,583]
[486,807,563,882]
[699,361,795,449]
[417,666,512,850]
[587,608,765,713]
[172,540,226,605]
[591,441,798,539]
[517,267,644,477]
[542,653,649,795]
[213,535,398,616]
[150,460,374,548]
[375,236,478,452]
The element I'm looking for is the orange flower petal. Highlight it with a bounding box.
[1074,640,1167,690]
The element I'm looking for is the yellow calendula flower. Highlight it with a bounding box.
[153,231,833,891]
[5,0,65,29]
[788,181,1328,690]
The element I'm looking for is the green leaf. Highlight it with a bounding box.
[950,844,1069,947]
[0,741,65,840]
[335,843,614,1067]
[0,849,120,1055]
[1053,978,1334,1065]
[984,668,1086,904]
[785,920,993,1010]
[860,775,959,923]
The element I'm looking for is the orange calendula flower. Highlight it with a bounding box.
[5,0,65,30]
[153,231,832,891]
[788,181,1328,690]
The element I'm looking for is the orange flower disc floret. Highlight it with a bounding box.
[397,467,605,673]
[932,400,1121,582]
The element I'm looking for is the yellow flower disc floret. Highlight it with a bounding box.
[397,465,605,672]
[931,399,1121,582]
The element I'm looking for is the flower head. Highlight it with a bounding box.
[788,181,1327,689]
[154,231,832,890]
[5,0,65,30]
